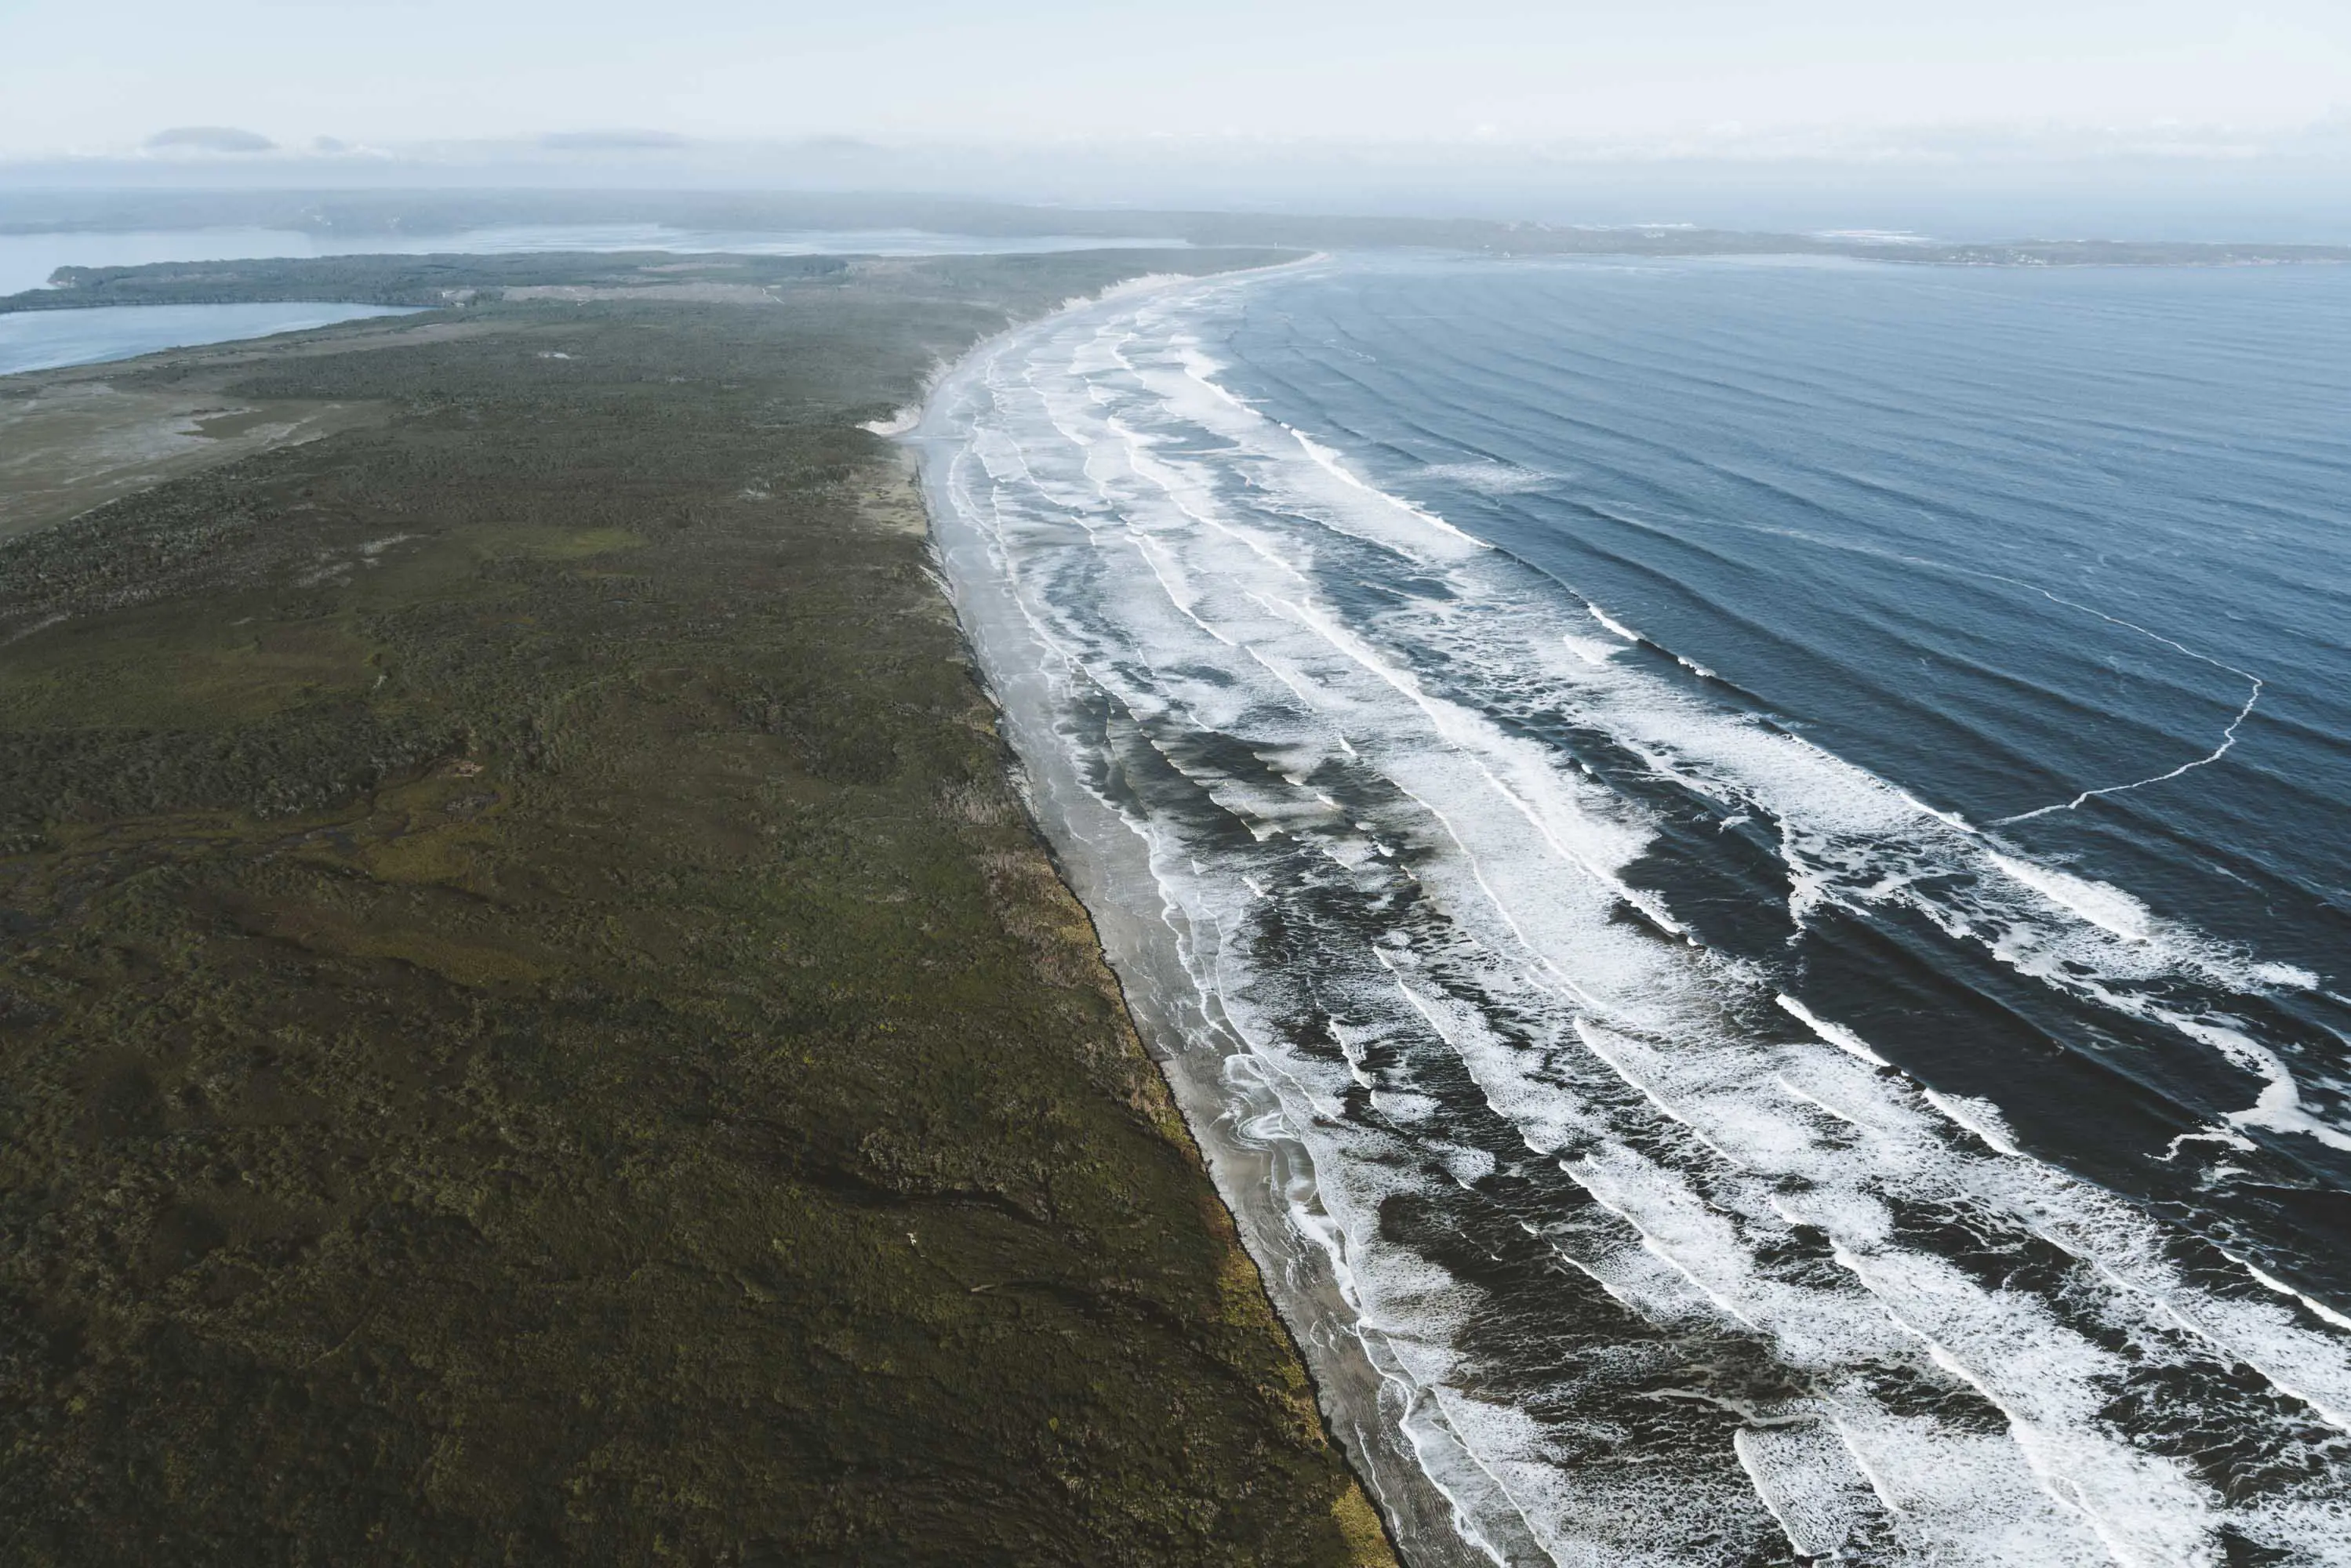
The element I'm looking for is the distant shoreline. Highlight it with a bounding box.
[2,189,2349,274]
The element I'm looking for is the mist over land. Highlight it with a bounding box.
[9,0,2351,246]
[8,125,2351,245]
[6,175,2351,289]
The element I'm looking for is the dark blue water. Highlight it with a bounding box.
[1221,255,2351,1265]
[932,255,2351,1562]
[1226,259,2351,956]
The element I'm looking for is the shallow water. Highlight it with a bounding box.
[0,302,420,376]
[921,256,2351,1565]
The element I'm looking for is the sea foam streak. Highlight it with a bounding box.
[915,273,2351,1566]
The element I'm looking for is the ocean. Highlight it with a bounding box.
[918,254,2351,1565]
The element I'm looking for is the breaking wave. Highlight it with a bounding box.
[915,263,2351,1565]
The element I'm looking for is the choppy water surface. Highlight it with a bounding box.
[922,256,2351,1564]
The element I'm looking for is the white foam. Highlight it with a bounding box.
[1990,853,2156,942]
[915,270,2351,1568]
[1585,601,1644,644]
[1733,1419,1882,1557]
[1421,459,1560,495]
[1923,1090,2026,1156]
[2246,1263,2351,1334]
[1560,633,1620,668]
[1775,993,1894,1068]
[1830,1410,2112,1567]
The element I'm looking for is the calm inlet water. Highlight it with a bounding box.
[922,256,2351,1565]
[0,303,418,376]
[0,224,1187,376]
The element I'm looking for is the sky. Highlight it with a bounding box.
[5,0,2349,156]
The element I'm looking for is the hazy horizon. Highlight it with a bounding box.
[6,2,2351,241]
[9,0,2350,147]
[5,141,2351,245]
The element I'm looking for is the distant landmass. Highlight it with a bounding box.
[2,188,2346,270]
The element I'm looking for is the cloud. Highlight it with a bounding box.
[144,125,277,154]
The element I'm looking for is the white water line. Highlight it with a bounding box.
[915,270,2351,1567]
[1993,588,2265,824]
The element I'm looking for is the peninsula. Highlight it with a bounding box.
[0,250,1393,1564]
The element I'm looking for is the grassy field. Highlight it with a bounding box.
[0,252,1392,1565]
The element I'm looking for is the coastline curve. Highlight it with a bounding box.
[908,269,1515,1568]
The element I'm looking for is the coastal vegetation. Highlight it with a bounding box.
[0,251,1389,1565]
[0,252,857,311]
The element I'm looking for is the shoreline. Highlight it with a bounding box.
[0,252,1397,1563]
[907,271,1505,1568]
